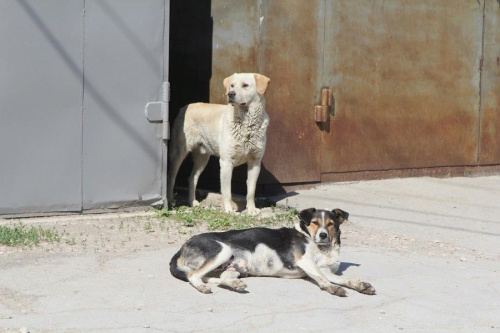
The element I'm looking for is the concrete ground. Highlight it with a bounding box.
[1,176,499,333]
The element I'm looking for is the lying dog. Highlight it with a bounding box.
[170,208,375,296]
[167,73,271,215]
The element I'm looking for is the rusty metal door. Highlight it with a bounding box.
[207,0,325,188]
[207,0,498,192]
[321,0,484,176]
[258,0,325,184]
[247,0,488,186]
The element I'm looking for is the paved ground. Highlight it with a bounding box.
[1,176,499,332]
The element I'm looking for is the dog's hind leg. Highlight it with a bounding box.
[167,145,188,207]
[203,270,247,292]
[187,241,233,294]
[188,152,210,206]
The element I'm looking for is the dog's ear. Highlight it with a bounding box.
[332,209,349,224]
[299,208,316,225]
[223,74,235,94]
[254,74,270,95]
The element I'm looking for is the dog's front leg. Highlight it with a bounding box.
[296,259,346,296]
[220,159,235,213]
[320,267,376,295]
[245,160,261,215]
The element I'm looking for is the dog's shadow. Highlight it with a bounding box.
[336,262,360,276]
[218,285,250,294]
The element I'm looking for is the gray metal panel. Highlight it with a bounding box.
[0,0,83,214]
[83,0,166,209]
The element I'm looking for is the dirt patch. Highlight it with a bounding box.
[1,212,204,258]
[0,208,492,262]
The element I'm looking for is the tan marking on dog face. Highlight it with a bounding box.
[325,218,338,239]
[306,217,322,238]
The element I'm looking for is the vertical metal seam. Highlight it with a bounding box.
[80,0,86,212]
[319,0,327,178]
[476,0,486,164]
[162,0,166,84]
[161,0,168,200]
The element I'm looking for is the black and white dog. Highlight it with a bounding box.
[170,208,375,296]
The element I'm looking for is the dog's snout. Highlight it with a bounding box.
[319,232,328,240]
[228,91,236,98]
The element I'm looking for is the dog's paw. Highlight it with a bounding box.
[227,279,247,291]
[196,284,212,294]
[223,206,236,214]
[191,200,200,207]
[324,284,347,297]
[357,282,376,295]
[244,207,260,216]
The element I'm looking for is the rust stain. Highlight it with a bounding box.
[296,130,305,143]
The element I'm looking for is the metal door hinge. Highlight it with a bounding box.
[145,82,170,140]
[314,87,334,123]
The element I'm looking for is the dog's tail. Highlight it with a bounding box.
[169,250,188,281]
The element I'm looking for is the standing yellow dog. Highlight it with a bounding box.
[167,73,271,215]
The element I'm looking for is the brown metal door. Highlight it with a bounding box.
[479,0,500,165]
[321,0,484,175]
[257,0,325,184]
[207,0,497,193]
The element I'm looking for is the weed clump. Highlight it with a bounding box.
[156,205,298,231]
[0,223,61,247]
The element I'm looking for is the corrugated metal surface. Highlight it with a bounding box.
[0,1,169,216]
[0,0,84,214]
[479,0,500,164]
[322,0,483,173]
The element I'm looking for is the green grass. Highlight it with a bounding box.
[155,205,298,231]
[0,223,61,247]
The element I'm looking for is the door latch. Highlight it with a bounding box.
[145,82,170,140]
[314,87,333,123]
